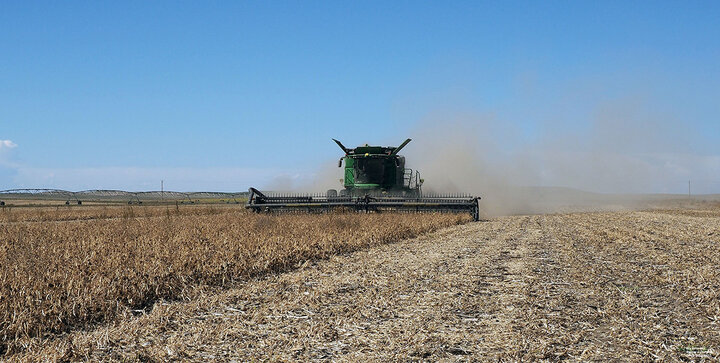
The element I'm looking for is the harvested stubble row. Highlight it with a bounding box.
[0,206,469,355]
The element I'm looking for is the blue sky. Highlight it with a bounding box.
[1,1,719,193]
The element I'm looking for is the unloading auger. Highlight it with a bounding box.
[246,139,481,221]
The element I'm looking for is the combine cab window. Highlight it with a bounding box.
[355,158,384,184]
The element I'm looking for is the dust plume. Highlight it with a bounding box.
[404,101,714,216]
[265,159,344,194]
[262,96,717,216]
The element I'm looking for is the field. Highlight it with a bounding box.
[0,205,468,357]
[2,203,720,361]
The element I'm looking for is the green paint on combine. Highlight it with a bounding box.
[333,138,422,196]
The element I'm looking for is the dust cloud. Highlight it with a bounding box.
[265,159,344,194]
[403,103,709,216]
[264,98,715,216]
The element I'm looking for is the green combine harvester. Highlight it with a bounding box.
[246,138,481,221]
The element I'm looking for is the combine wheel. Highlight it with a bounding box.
[339,189,348,197]
[471,198,480,221]
[326,189,337,198]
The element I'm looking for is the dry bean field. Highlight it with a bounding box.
[0,205,468,358]
[2,202,720,361]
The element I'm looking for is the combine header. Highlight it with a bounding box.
[246,139,481,221]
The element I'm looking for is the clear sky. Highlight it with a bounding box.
[1,1,719,193]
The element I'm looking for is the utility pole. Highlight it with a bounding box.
[688,180,691,198]
[161,180,164,201]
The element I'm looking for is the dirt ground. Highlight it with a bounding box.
[11,208,720,362]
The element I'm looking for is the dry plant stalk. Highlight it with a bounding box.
[0,206,469,355]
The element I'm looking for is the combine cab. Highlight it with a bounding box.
[246,139,481,221]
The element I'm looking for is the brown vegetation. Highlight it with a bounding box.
[0,204,237,223]
[12,205,720,361]
[0,206,469,355]
[4,203,719,361]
